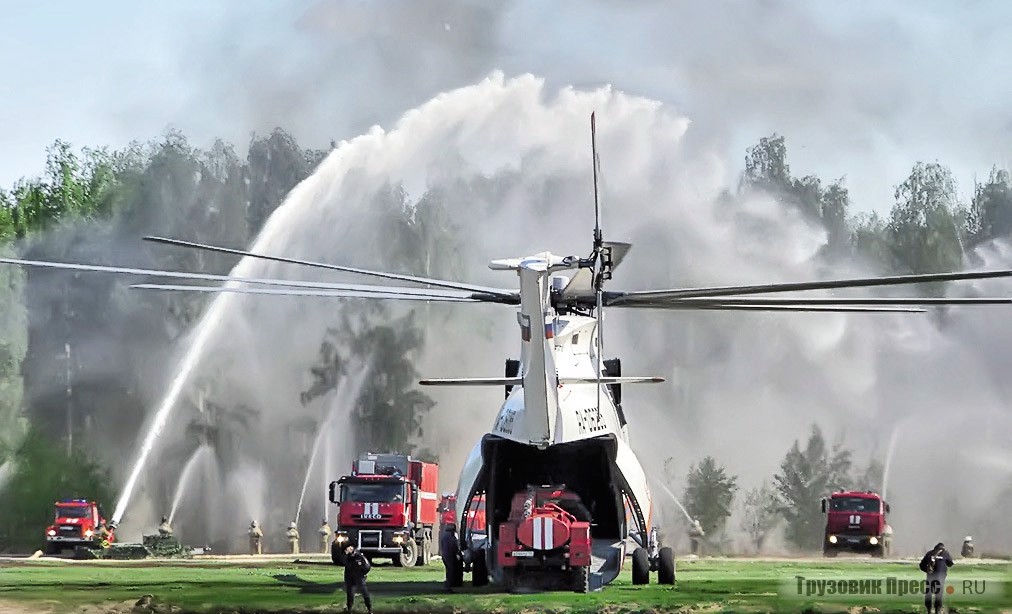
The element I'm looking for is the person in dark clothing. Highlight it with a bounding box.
[919,542,954,614]
[343,545,372,613]
[439,523,460,592]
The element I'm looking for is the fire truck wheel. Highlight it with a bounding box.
[822,547,837,558]
[44,543,59,556]
[472,551,489,586]
[872,544,886,558]
[398,538,419,567]
[573,565,590,593]
[657,547,675,584]
[631,547,650,585]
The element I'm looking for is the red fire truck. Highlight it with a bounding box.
[44,499,114,555]
[495,485,594,593]
[329,453,438,567]
[821,490,892,557]
[438,492,487,534]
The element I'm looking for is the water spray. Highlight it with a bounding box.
[294,366,369,525]
[656,481,694,524]
[168,445,212,525]
[881,425,899,502]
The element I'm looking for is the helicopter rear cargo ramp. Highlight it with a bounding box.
[590,539,625,590]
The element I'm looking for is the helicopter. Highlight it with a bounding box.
[5,113,1012,591]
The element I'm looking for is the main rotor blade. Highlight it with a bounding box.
[0,257,497,298]
[655,296,1012,307]
[608,268,1012,303]
[144,236,516,297]
[131,283,482,302]
[615,302,925,313]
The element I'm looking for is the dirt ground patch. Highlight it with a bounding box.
[0,599,53,614]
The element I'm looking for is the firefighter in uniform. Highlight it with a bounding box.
[439,523,459,592]
[249,520,264,555]
[962,535,974,557]
[158,516,173,536]
[319,520,333,554]
[287,521,300,554]
[688,518,705,556]
[343,544,373,613]
[98,522,113,548]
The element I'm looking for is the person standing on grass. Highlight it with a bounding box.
[919,542,954,614]
[343,544,373,614]
[440,522,460,592]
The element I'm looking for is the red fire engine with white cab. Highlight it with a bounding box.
[329,453,438,567]
[44,499,114,554]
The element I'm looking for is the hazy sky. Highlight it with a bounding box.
[3,0,1010,213]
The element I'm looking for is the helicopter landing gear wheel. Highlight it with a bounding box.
[472,551,489,586]
[658,547,675,584]
[631,547,650,585]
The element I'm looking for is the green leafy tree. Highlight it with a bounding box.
[741,135,851,247]
[774,425,852,551]
[888,162,965,293]
[683,456,738,537]
[821,180,851,257]
[967,167,1012,247]
[743,134,792,194]
[851,212,894,271]
[246,129,317,234]
[0,429,115,552]
[853,458,884,493]
[740,480,780,553]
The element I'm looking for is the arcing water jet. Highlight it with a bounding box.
[168,445,212,525]
[294,366,368,526]
[881,425,899,502]
[657,482,694,524]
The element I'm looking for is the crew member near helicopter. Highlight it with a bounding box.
[440,523,460,592]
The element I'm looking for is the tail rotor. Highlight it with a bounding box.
[590,112,610,421]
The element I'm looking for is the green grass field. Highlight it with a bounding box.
[0,557,1009,613]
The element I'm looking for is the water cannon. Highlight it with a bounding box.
[108,520,119,530]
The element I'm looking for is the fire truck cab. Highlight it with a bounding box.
[329,453,438,567]
[44,499,113,554]
[821,490,892,557]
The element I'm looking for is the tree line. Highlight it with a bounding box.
[1,126,1010,551]
[672,424,878,553]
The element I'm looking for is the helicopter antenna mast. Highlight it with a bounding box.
[591,112,605,421]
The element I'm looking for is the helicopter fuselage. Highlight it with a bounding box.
[450,253,655,589]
